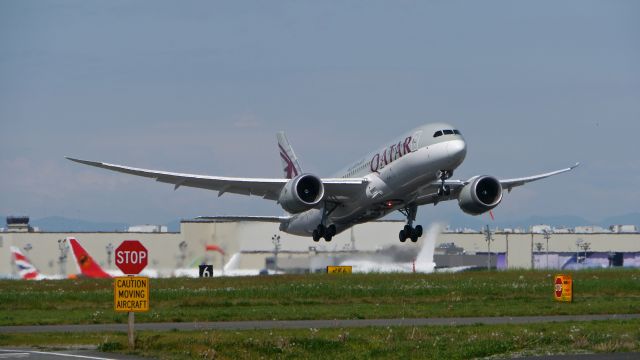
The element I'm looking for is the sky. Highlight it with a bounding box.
[1,1,639,227]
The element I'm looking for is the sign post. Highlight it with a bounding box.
[114,240,149,350]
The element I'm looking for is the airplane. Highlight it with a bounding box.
[10,246,66,280]
[67,123,578,243]
[341,223,440,273]
[68,237,159,278]
[10,239,116,280]
[69,237,261,278]
[339,222,475,273]
[172,253,275,277]
[68,237,113,278]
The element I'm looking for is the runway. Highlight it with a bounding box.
[1,313,638,333]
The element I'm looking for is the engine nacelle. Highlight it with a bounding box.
[278,174,325,214]
[458,175,503,215]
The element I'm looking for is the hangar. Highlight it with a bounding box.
[1,217,639,277]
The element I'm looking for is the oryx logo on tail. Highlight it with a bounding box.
[277,132,302,179]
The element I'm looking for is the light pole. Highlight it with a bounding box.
[542,229,551,269]
[106,243,114,268]
[581,242,591,263]
[57,238,69,276]
[535,242,543,269]
[607,251,616,268]
[575,239,583,263]
[484,225,494,270]
[272,234,281,273]
[178,241,188,268]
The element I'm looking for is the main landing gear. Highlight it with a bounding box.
[398,204,423,243]
[313,224,336,242]
[312,202,339,242]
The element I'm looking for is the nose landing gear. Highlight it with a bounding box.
[437,170,452,197]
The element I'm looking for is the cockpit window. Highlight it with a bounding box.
[433,130,443,137]
[453,129,461,135]
[443,129,454,135]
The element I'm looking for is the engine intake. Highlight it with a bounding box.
[457,175,503,215]
[278,174,324,213]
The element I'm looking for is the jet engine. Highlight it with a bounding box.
[457,175,503,215]
[278,174,325,213]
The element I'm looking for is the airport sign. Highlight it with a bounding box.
[115,240,148,275]
[554,274,573,302]
[114,276,149,312]
[199,265,214,277]
[327,266,352,274]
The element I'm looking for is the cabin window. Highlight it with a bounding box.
[433,130,443,137]
[443,129,454,135]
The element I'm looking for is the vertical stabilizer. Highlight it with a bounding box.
[68,237,111,278]
[414,223,443,272]
[11,246,40,280]
[277,132,302,179]
[223,253,242,272]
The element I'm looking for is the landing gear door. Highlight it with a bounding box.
[411,131,422,152]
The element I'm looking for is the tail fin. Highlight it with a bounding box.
[223,253,242,272]
[68,237,111,278]
[11,246,41,280]
[414,223,443,272]
[277,131,302,179]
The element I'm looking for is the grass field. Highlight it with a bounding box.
[1,269,639,358]
[1,321,638,359]
[1,269,639,326]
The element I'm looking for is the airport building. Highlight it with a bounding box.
[1,216,639,277]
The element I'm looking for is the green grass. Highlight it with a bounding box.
[1,269,639,326]
[0,320,638,359]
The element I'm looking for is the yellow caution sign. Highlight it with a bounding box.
[327,266,352,274]
[554,274,573,302]
[114,276,149,312]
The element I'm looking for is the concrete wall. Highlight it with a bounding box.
[2,219,639,277]
[1,232,182,277]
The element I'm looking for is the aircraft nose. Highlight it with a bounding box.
[447,139,467,161]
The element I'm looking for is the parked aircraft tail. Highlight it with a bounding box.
[277,131,302,179]
[414,223,443,272]
[68,237,111,278]
[10,246,41,280]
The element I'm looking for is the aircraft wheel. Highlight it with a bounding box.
[325,234,332,242]
[399,230,407,242]
[415,225,423,238]
[316,224,326,237]
[404,225,412,233]
[312,230,321,242]
[410,234,418,243]
[327,224,337,237]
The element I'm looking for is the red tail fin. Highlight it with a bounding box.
[68,238,111,278]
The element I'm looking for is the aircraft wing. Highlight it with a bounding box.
[498,162,580,191]
[66,157,368,201]
[414,163,580,206]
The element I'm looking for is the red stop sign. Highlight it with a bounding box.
[115,240,148,275]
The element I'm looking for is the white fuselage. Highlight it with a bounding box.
[281,123,467,236]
